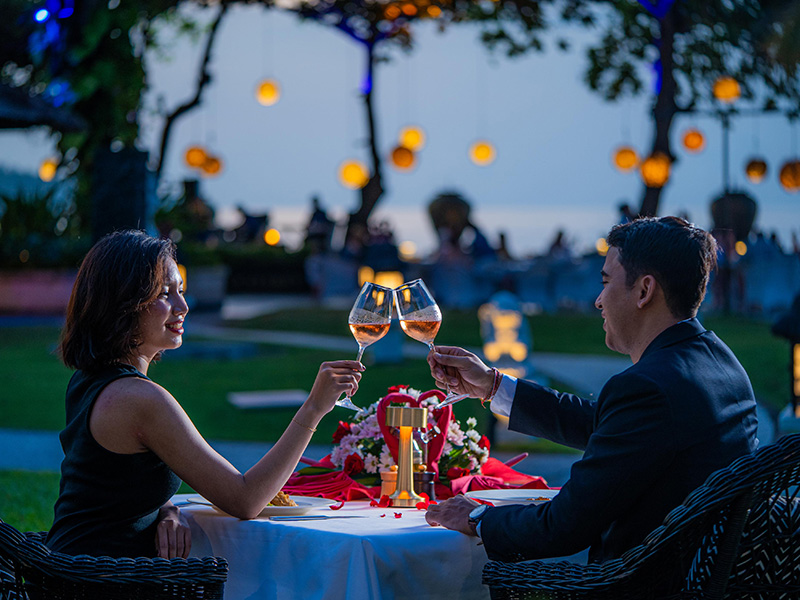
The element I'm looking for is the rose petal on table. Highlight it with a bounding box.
[330,500,345,510]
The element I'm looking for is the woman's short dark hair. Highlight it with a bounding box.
[607,216,718,319]
[59,230,177,371]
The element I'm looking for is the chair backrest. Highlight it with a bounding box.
[612,433,800,598]
[0,520,29,600]
[0,519,228,600]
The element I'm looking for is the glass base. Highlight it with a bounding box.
[438,392,469,408]
[336,395,361,411]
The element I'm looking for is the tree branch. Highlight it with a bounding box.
[154,2,230,180]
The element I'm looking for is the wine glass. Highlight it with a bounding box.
[338,281,393,411]
[393,279,468,407]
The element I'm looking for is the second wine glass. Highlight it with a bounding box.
[393,279,468,406]
[339,281,393,411]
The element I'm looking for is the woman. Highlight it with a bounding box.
[46,230,363,559]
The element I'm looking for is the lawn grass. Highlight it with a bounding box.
[0,470,60,532]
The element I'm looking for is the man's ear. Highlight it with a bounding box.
[636,275,658,308]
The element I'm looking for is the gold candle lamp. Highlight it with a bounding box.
[386,406,427,507]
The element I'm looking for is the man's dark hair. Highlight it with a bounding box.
[59,230,177,371]
[607,216,717,318]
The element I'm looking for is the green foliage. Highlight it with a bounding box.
[0,188,90,269]
[582,0,800,106]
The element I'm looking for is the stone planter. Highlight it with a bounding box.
[0,270,77,315]
[185,265,229,312]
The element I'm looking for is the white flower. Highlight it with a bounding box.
[466,429,481,443]
[364,453,381,474]
[378,446,396,471]
[466,417,477,428]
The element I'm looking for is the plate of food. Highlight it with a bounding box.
[186,492,337,517]
[464,489,560,506]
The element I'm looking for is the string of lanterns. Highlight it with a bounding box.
[611,76,800,193]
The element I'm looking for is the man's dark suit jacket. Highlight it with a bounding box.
[479,318,759,564]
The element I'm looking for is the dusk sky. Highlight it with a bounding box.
[1,3,798,257]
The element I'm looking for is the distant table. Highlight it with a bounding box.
[176,494,490,600]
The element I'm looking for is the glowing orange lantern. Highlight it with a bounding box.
[385,4,401,19]
[202,156,223,176]
[184,146,207,168]
[613,146,638,172]
[713,76,741,104]
[399,126,425,151]
[401,3,417,16]
[264,228,281,246]
[390,145,416,171]
[426,5,441,17]
[745,158,768,183]
[339,159,369,189]
[779,160,800,193]
[470,140,496,166]
[38,158,58,182]
[255,79,281,106]
[682,128,705,153]
[640,152,671,188]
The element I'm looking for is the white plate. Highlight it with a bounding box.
[464,489,559,506]
[186,495,336,517]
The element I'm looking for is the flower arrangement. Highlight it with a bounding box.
[329,385,490,484]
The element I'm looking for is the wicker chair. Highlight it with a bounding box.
[482,433,800,600]
[0,520,228,600]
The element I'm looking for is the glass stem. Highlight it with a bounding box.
[355,346,365,363]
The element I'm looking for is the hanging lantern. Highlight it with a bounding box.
[640,152,671,188]
[184,146,207,168]
[470,140,496,166]
[745,158,768,183]
[779,160,800,193]
[390,145,416,171]
[202,156,223,177]
[384,4,401,19]
[338,159,369,189]
[38,157,58,182]
[612,146,638,172]
[682,128,705,153]
[713,76,741,104]
[255,79,281,106]
[399,126,426,151]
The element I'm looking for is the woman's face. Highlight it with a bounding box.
[136,259,188,359]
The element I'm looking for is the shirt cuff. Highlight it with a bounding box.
[489,373,517,418]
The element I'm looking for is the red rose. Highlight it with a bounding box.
[478,435,491,452]
[447,467,470,480]
[332,421,351,444]
[387,385,408,394]
[343,453,364,476]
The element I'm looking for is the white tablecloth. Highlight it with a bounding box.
[176,494,490,600]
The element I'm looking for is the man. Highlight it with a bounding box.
[425,217,758,564]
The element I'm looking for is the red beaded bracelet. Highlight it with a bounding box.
[481,368,502,408]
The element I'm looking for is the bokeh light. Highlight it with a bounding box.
[612,146,638,172]
[390,145,416,171]
[338,159,369,189]
[745,158,768,183]
[264,228,281,246]
[255,79,281,106]
[399,126,426,151]
[38,158,58,182]
[470,140,496,166]
[639,152,671,187]
[682,128,705,153]
[184,146,207,168]
[713,76,741,104]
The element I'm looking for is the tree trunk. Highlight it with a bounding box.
[154,4,229,181]
[638,8,678,217]
[345,41,384,250]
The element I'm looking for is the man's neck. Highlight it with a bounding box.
[629,313,683,364]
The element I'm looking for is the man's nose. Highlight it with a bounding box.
[595,294,603,310]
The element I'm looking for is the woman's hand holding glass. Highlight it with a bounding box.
[306,360,365,416]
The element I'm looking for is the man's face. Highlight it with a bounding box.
[595,247,640,356]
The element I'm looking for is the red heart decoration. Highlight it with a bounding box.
[376,389,453,479]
